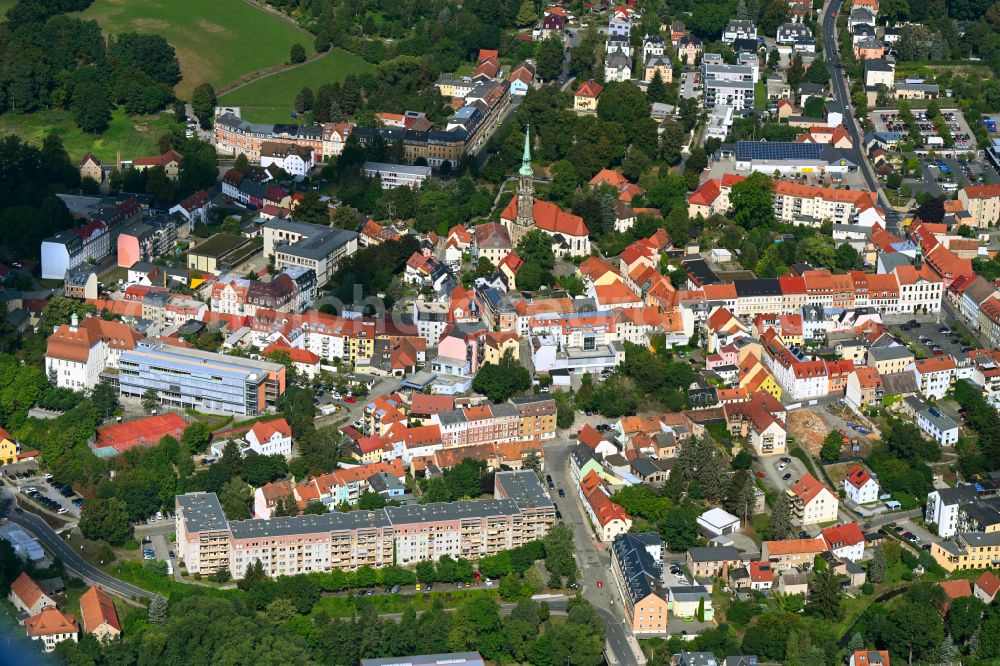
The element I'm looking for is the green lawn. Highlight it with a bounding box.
[219,49,375,123]
[0,0,16,18]
[79,0,315,98]
[754,81,767,111]
[0,107,182,164]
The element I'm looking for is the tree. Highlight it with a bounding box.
[787,53,805,91]
[219,477,252,520]
[659,119,685,166]
[804,58,830,86]
[191,83,217,130]
[290,43,307,64]
[725,470,757,524]
[294,87,314,114]
[79,497,132,546]
[181,421,212,453]
[946,596,984,644]
[834,243,859,271]
[731,172,776,230]
[73,81,112,134]
[820,431,842,462]
[148,593,168,624]
[537,37,565,81]
[660,506,700,550]
[647,69,667,104]
[806,566,843,620]
[935,634,958,664]
[770,491,792,540]
[472,351,531,402]
[516,0,538,26]
[516,228,556,270]
[90,382,119,417]
[868,544,886,583]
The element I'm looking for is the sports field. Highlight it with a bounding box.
[219,49,375,123]
[80,0,314,98]
[0,108,182,163]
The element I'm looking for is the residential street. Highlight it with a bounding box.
[545,438,647,666]
[2,491,151,601]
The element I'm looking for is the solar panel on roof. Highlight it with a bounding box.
[736,141,824,161]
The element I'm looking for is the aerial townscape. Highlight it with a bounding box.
[3,0,1000,665]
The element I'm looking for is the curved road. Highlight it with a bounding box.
[4,504,150,601]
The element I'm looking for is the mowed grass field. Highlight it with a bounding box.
[0,0,16,17]
[219,49,375,123]
[0,108,182,163]
[79,0,314,98]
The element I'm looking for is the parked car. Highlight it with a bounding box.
[558,489,565,497]
[782,473,792,481]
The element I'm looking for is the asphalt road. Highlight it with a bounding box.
[822,0,888,210]
[546,439,645,666]
[3,498,151,601]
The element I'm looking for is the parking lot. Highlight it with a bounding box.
[888,318,970,360]
[6,470,83,518]
[869,108,977,153]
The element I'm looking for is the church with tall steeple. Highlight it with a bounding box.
[500,126,592,258]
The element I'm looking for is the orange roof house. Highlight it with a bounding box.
[79,586,120,641]
[975,570,1000,603]
[24,607,78,651]
[9,572,54,615]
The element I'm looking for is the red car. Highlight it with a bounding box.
[343,396,357,403]
[756,471,766,478]
[933,349,944,355]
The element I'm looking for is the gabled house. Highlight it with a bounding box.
[821,522,865,561]
[245,418,293,457]
[9,572,56,616]
[79,586,120,643]
[843,464,879,505]
[24,607,78,652]
[574,80,603,111]
[788,473,838,525]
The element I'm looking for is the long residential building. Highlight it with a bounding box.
[431,395,557,448]
[41,198,143,280]
[689,176,882,227]
[115,342,286,416]
[176,471,554,579]
[262,217,358,286]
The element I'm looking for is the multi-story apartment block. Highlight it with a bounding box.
[911,355,957,400]
[117,342,286,416]
[41,198,142,280]
[788,473,838,525]
[177,471,554,579]
[926,485,979,537]
[701,61,758,114]
[958,184,1000,227]
[611,533,669,634]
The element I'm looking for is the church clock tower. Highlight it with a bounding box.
[510,126,535,248]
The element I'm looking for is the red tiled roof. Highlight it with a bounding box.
[822,522,864,549]
[10,572,45,609]
[791,472,833,505]
[976,571,1000,599]
[80,586,120,635]
[576,80,603,98]
[249,418,291,444]
[25,608,77,637]
[410,394,454,416]
[844,464,874,490]
[764,538,824,555]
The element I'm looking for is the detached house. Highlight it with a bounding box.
[843,465,879,505]
[79,586,120,643]
[25,608,78,653]
[574,80,603,111]
[9,572,56,616]
[821,522,865,562]
[788,473,838,525]
[245,418,293,457]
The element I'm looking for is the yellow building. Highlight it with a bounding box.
[574,80,603,111]
[482,333,520,366]
[0,427,17,465]
[931,532,1000,572]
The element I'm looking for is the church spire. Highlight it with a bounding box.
[519,126,533,177]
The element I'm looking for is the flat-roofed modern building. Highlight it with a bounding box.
[175,492,232,574]
[176,471,555,579]
[117,342,285,415]
[363,162,432,189]
[262,217,358,285]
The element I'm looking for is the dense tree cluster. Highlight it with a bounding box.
[0,1,180,131]
[419,458,489,503]
[472,352,532,403]
[954,379,1000,476]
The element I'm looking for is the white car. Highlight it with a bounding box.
[43,473,53,480]
[57,508,68,515]
[777,463,787,471]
